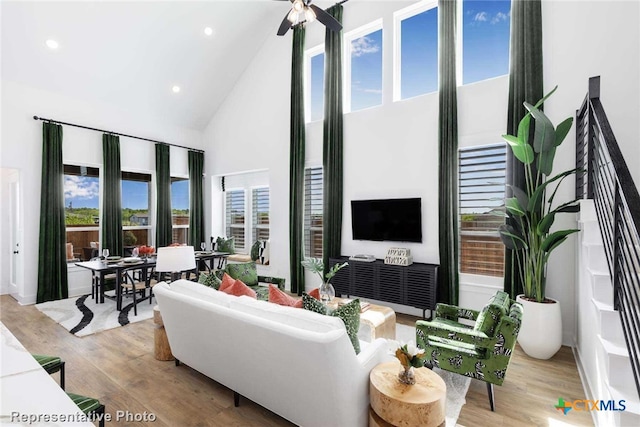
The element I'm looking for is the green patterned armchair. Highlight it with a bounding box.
[416,291,523,411]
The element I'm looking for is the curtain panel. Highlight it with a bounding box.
[37,122,68,303]
[437,0,459,306]
[504,0,544,298]
[289,25,306,295]
[156,144,172,247]
[188,150,205,247]
[102,134,123,257]
[322,4,344,277]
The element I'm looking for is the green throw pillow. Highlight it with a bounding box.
[216,236,235,254]
[250,240,261,261]
[226,262,258,286]
[198,272,222,290]
[302,293,361,354]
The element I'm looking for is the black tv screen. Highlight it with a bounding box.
[351,198,422,243]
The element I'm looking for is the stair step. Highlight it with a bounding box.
[592,299,625,345]
[598,335,636,394]
[583,241,610,272]
[589,267,613,305]
[579,218,605,244]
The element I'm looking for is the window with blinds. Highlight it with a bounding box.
[252,187,270,242]
[459,143,506,277]
[226,189,246,250]
[304,167,323,258]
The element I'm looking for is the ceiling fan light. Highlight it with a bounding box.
[304,7,316,23]
[287,9,299,24]
[292,0,305,13]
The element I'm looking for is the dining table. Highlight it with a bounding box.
[75,251,229,311]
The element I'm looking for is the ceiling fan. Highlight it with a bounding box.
[276,0,343,36]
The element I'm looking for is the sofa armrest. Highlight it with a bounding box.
[258,276,285,290]
[357,338,394,373]
[416,320,493,347]
[435,303,480,321]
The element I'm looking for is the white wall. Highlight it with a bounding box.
[0,79,203,304]
[0,169,11,295]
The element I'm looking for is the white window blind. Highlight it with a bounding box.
[459,143,506,277]
[304,167,323,258]
[226,189,246,250]
[252,187,270,242]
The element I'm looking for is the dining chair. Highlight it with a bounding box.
[32,354,65,390]
[120,263,156,315]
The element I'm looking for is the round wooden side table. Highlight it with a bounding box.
[369,361,446,427]
[153,305,174,361]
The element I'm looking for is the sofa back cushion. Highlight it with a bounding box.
[169,279,234,307]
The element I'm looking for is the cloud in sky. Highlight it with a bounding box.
[474,11,488,22]
[361,88,383,94]
[351,36,380,57]
[473,10,510,25]
[64,175,99,200]
[491,11,509,24]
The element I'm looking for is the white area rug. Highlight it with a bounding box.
[396,323,472,427]
[36,293,154,337]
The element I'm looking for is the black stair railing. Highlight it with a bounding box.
[576,76,640,398]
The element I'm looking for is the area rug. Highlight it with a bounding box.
[396,323,471,427]
[35,293,154,337]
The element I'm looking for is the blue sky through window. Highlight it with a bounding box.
[310,52,324,122]
[122,180,149,210]
[401,7,438,99]
[463,0,511,85]
[171,179,189,211]
[64,175,99,209]
[350,28,383,111]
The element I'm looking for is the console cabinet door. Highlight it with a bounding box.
[378,264,403,304]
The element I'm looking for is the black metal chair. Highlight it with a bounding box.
[120,263,156,314]
[32,354,65,390]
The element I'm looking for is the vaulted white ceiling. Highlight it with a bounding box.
[1,0,299,130]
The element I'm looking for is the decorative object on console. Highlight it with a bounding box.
[301,257,348,304]
[393,340,427,385]
[155,246,196,282]
[348,254,375,262]
[384,247,413,266]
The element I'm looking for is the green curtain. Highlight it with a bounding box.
[289,25,306,295]
[437,0,459,306]
[504,0,543,298]
[322,4,344,277]
[188,150,204,247]
[102,134,123,257]
[37,122,68,303]
[156,144,172,247]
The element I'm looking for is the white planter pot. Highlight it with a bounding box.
[516,295,562,360]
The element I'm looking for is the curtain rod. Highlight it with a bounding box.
[32,115,205,153]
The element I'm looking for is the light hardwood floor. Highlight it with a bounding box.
[1,296,593,427]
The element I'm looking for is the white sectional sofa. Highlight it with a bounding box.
[153,280,392,427]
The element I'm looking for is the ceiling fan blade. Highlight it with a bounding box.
[277,11,293,36]
[309,4,343,32]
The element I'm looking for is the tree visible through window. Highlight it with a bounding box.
[122,171,151,248]
[64,164,100,260]
[171,177,189,244]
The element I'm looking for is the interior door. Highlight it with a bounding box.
[9,170,23,297]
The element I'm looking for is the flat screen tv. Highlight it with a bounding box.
[351,198,422,243]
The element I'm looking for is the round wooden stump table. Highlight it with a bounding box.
[369,361,446,427]
[153,305,174,361]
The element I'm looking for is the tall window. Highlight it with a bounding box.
[226,189,246,251]
[395,2,438,100]
[307,48,325,122]
[252,187,270,242]
[304,167,323,258]
[462,0,511,85]
[458,143,506,277]
[64,165,100,260]
[346,22,383,112]
[121,172,152,248]
[171,177,189,244]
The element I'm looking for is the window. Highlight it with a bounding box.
[306,47,325,122]
[64,164,100,260]
[395,2,438,100]
[226,189,246,251]
[121,171,152,248]
[171,177,189,244]
[346,22,383,112]
[304,167,323,258]
[458,144,506,277]
[252,187,270,242]
[462,0,511,85]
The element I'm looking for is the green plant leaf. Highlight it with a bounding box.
[517,113,531,145]
[506,197,525,217]
[541,229,579,253]
[532,86,558,110]
[554,117,573,147]
[537,146,557,176]
[499,224,527,250]
[524,102,557,154]
[503,134,534,164]
[509,185,529,213]
[537,212,555,235]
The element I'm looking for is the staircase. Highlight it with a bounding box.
[576,199,640,426]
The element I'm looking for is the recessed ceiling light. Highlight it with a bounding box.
[45,39,59,49]
[172,86,181,93]
[204,27,214,36]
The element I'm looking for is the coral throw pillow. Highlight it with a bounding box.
[268,284,303,308]
[308,288,320,300]
[220,279,257,298]
[219,273,236,292]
